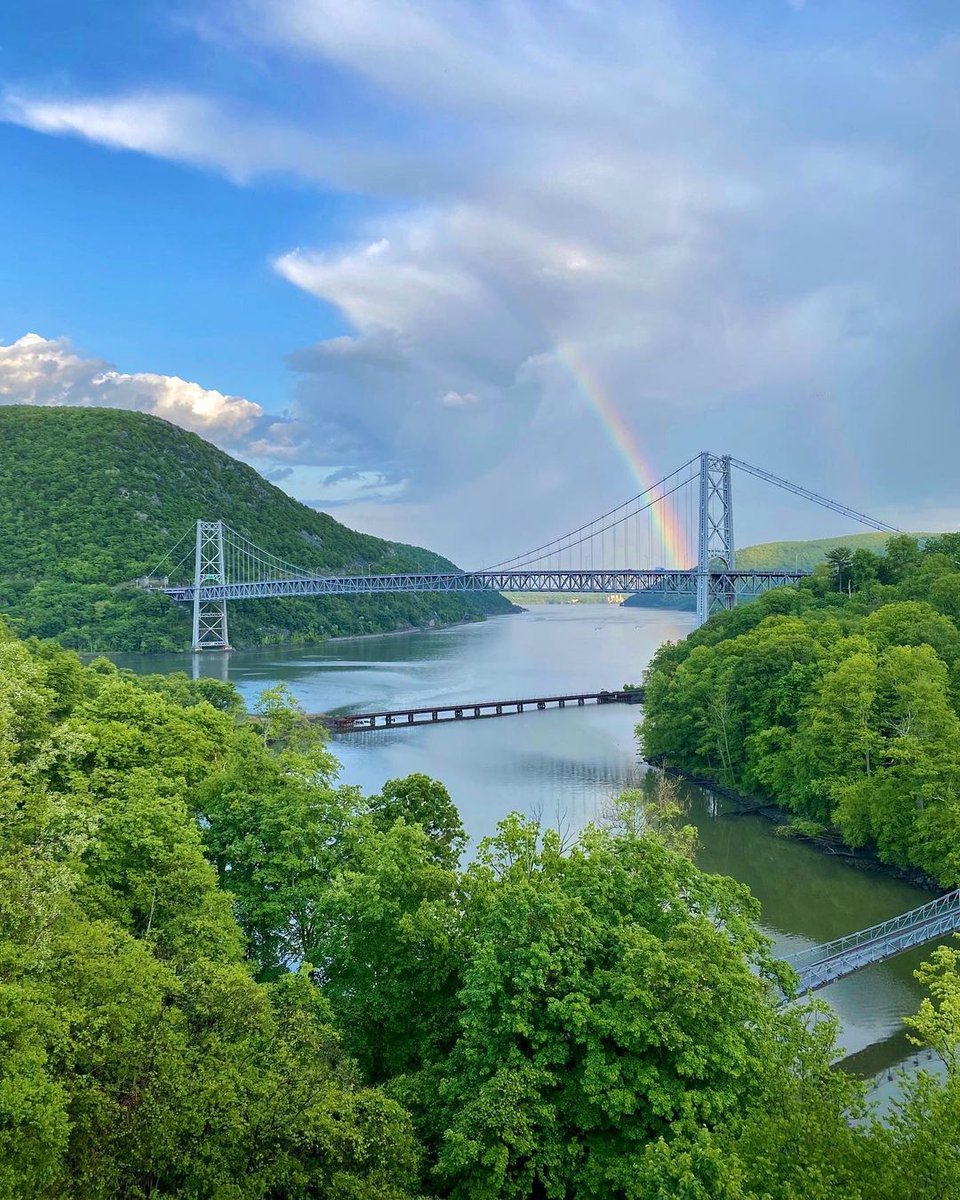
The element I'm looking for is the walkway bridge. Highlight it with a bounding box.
[779,890,960,994]
[139,451,899,651]
[319,687,644,732]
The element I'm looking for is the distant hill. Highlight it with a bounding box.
[734,531,933,572]
[623,530,930,611]
[0,406,513,652]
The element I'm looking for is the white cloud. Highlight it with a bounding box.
[0,333,262,444]
[440,390,478,407]
[0,89,426,192]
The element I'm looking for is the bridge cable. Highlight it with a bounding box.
[142,526,195,581]
[219,524,329,582]
[730,458,900,534]
[492,469,700,571]
[485,456,700,570]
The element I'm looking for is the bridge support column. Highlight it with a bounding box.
[696,452,736,628]
[192,520,231,651]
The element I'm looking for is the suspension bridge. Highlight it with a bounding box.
[136,450,960,992]
[139,451,899,651]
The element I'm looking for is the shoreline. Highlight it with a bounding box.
[322,607,523,646]
[84,607,527,660]
[651,760,942,893]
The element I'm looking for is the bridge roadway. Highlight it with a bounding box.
[781,889,960,994]
[316,687,644,732]
[159,567,808,603]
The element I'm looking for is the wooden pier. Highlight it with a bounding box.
[317,688,643,733]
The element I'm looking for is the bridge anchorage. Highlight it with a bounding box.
[140,450,898,651]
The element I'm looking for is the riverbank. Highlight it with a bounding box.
[323,606,523,645]
[81,606,524,661]
[650,759,943,893]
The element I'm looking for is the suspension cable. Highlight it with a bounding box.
[219,524,326,579]
[143,526,194,579]
[730,458,900,534]
[499,470,700,570]
[484,456,700,569]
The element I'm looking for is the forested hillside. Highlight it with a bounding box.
[0,406,512,651]
[734,531,934,572]
[641,533,960,885]
[5,621,960,1196]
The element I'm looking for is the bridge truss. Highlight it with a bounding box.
[141,450,899,650]
[781,889,960,995]
[161,567,808,605]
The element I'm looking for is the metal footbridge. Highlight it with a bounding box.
[138,450,899,651]
[780,889,960,994]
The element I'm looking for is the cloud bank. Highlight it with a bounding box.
[3,2,960,557]
[0,334,263,445]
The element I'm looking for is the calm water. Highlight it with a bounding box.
[114,603,945,1093]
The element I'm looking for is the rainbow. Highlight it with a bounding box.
[557,343,692,567]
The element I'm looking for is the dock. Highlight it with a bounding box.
[316,688,644,733]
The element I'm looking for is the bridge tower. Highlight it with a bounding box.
[696,452,735,626]
[192,520,231,652]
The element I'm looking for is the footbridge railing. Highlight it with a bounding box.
[781,889,960,994]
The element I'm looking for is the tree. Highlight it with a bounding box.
[0,631,423,1198]
[851,547,881,592]
[879,534,922,584]
[310,820,463,1085]
[859,942,960,1199]
[602,769,696,858]
[825,546,855,592]
[195,731,363,975]
[431,815,787,1199]
[861,601,960,668]
[369,773,466,867]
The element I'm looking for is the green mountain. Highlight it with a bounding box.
[0,406,513,652]
[734,531,933,572]
[623,531,929,611]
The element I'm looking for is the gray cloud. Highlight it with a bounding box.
[321,467,365,485]
[286,329,409,373]
[267,3,960,554]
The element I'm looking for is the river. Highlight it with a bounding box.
[113,602,945,1099]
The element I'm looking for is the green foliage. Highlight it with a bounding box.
[625,532,930,612]
[858,941,960,1200]
[431,816,782,1198]
[9,617,960,1195]
[825,545,855,591]
[0,622,421,1198]
[369,774,467,867]
[0,405,512,651]
[640,533,960,885]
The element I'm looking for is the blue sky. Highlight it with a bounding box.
[1,1,959,561]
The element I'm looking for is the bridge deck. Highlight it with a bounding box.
[317,688,644,732]
[781,889,960,993]
[155,567,808,603]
